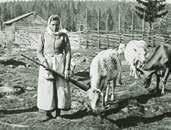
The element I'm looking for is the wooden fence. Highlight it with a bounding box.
[0,28,170,50]
[79,29,170,49]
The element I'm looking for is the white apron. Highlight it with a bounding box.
[37,54,71,111]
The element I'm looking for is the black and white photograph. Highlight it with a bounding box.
[0,0,170,129]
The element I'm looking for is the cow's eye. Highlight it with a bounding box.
[93,90,97,93]
[93,90,100,95]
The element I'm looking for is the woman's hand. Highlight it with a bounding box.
[42,59,49,67]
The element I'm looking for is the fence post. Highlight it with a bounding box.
[86,32,89,49]
[106,13,109,49]
[98,8,100,49]
[142,30,144,40]
[118,4,121,36]
[118,4,122,44]
[106,14,109,32]
[107,34,109,49]
[85,8,88,49]
[131,10,134,40]
[142,11,145,40]
[119,33,122,44]
[98,33,101,49]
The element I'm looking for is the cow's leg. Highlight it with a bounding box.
[104,82,110,104]
[117,59,122,85]
[100,78,106,107]
[118,69,122,85]
[101,92,104,108]
[129,65,133,76]
[91,76,101,91]
[156,73,160,92]
[161,68,170,95]
[111,79,116,101]
[144,73,153,88]
[132,65,138,79]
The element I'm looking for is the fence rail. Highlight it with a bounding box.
[0,28,170,50]
[79,29,171,49]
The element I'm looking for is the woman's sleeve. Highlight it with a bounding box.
[64,34,71,71]
[37,33,46,63]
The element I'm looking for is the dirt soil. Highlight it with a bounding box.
[0,42,171,130]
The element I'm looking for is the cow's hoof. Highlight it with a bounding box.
[135,76,139,79]
[161,91,165,95]
[111,95,116,101]
[104,99,108,105]
[151,89,163,96]
[92,109,100,115]
[118,81,123,85]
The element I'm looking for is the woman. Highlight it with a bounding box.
[37,15,71,121]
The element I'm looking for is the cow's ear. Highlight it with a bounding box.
[87,82,91,88]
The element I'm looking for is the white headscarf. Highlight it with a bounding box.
[47,15,61,35]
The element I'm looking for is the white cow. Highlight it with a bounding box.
[88,46,124,110]
[124,40,148,79]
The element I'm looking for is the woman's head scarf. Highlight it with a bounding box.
[47,15,60,26]
[47,15,61,35]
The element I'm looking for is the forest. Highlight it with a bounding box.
[0,0,170,32]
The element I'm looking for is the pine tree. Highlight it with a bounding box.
[135,0,168,46]
[135,0,168,30]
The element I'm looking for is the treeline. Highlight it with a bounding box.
[0,0,170,32]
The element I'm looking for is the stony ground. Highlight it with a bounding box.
[0,41,171,130]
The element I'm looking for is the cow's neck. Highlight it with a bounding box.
[144,45,163,70]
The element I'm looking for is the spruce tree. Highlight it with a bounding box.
[135,0,168,30]
[135,0,168,46]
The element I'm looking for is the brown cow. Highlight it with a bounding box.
[138,44,171,95]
